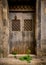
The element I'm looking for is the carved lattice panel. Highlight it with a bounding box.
[12,16,20,31]
[24,19,32,31]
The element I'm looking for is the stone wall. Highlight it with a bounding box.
[36,0,41,56]
[41,0,46,56]
[36,0,46,56]
[0,0,10,57]
[0,0,3,57]
[2,0,10,57]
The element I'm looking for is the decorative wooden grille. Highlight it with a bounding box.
[24,19,32,31]
[9,5,33,11]
[12,16,20,31]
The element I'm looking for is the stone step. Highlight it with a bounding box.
[0,58,46,65]
[8,54,36,58]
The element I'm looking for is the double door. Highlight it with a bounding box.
[10,12,35,54]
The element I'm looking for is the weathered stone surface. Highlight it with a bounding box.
[41,0,46,56]
[0,0,4,58]
[0,58,46,65]
[36,0,41,56]
[0,0,10,57]
[2,0,9,57]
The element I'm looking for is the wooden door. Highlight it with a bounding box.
[10,12,35,54]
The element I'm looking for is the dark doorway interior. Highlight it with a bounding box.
[8,0,36,54]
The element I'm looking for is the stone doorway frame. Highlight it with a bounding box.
[0,0,41,57]
[9,0,41,57]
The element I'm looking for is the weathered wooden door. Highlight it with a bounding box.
[10,12,35,54]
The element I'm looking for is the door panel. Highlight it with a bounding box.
[10,12,35,54]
